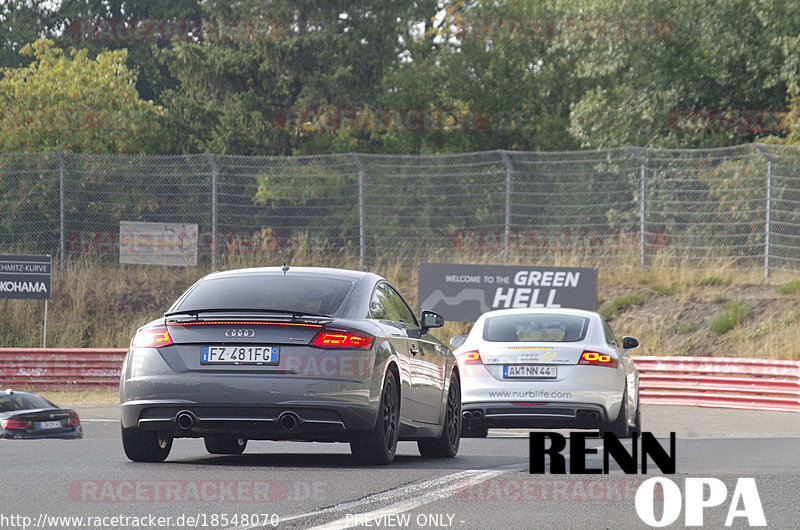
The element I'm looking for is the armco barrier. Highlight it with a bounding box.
[1,350,799,413]
[632,356,800,413]
[0,348,127,390]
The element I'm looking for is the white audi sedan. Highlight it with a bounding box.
[451,308,640,438]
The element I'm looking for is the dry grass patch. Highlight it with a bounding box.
[36,389,118,406]
[3,244,800,360]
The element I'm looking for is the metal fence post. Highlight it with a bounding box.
[630,148,648,269]
[499,151,513,264]
[56,152,65,271]
[756,144,773,278]
[351,153,366,269]
[765,161,772,278]
[639,162,647,270]
[206,153,219,270]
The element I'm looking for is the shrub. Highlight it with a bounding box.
[598,291,649,319]
[711,300,749,334]
[777,280,800,295]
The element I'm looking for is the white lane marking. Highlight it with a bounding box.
[489,431,528,438]
[281,469,502,525]
[307,469,504,530]
[229,465,522,530]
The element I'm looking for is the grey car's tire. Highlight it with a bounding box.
[350,372,400,465]
[605,391,632,438]
[204,435,247,455]
[418,375,461,458]
[122,426,173,462]
[632,396,642,435]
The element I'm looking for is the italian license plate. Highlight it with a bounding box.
[201,346,280,365]
[36,420,62,430]
[503,365,558,379]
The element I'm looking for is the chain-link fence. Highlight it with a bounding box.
[2,143,800,274]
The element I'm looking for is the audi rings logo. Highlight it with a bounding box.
[225,329,255,338]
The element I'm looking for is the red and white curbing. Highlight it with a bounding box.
[1,349,798,413]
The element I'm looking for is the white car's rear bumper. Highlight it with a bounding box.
[460,363,625,428]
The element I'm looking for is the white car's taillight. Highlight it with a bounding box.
[461,350,483,365]
[578,350,618,368]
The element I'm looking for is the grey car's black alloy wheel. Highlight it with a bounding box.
[121,427,173,462]
[418,374,461,458]
[350,371,400,465]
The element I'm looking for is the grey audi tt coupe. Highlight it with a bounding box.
[120,266,461,464]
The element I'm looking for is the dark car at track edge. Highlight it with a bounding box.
[0,389,83,439]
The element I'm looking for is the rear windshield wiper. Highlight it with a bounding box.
[164,308,332,319]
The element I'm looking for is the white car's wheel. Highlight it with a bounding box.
[605,391,632,438]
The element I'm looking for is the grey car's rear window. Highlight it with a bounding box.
[173,275,355,315]
[484,314,590,342]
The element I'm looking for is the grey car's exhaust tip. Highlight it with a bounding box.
[278,411,301,431]
[176,410,196,430]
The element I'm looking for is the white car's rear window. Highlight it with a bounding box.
[484,314,590,342]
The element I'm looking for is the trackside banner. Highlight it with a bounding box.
[0,254,52,300]
[418,263,597,322]
[119,221,198,266]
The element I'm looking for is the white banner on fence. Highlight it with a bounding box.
[119,221,198,266]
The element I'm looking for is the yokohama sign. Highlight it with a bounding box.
[0,254,51,300]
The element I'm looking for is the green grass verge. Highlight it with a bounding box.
[598,290,649,320]
[711,300,750,334]
[777,280,800,295]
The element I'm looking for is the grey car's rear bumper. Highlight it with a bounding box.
[120,372,380,441]
[121,400,377,442]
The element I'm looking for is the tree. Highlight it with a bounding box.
[564,0,793,149]
[0,39,164,153]
[0,0,58,68]
[372,0,588,153]
[159,0,442,155]
[54,0,203,104]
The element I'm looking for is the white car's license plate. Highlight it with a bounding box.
[503,365,558,379]
[201,345,280,365]
[36,420,62,430]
